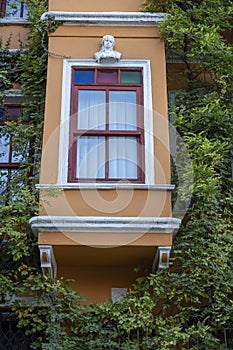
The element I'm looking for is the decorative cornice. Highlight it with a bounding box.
[40,11,166,27]
[30,216,181,234]
[36,183,175,190]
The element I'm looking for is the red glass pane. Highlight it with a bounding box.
[96,70,117,84]
[6,106,22,120]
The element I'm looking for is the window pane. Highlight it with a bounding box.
[74,70,94,84]
[0,132,10,163]
[23,2,28,18]
[109,137,137,179]
[12,143,28,163]
[78,90,106,130]
[6,106,22,120]
[120,71,141,84]
[77,137,105,178]
[0,108,4,120]
[6,0,22,17]
[109,91,137,130]
[96,70,117,84]
[0,169,8,195]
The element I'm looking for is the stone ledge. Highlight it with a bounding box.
[30,216,181,234]
[40,11,166,27]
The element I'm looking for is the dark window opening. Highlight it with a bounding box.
[0,311,41,350]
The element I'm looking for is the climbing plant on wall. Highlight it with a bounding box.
[0,0,49,299]
[0,0,232,349]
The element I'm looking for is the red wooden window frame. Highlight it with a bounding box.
[0,0,6,17]
[0,104,24,195]
[0,0,26,18]
[68,67,145,183]
[0,104,22,168]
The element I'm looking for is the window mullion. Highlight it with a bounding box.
[106,88,109,179]
[20,1,24,17]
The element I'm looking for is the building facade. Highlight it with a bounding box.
[29,0,181,303]
[1,0,180,303]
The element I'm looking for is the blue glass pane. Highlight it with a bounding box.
[74,70,94,84]
[0,108,4,120]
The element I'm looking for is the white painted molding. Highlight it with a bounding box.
[152,246,172,271]
[111,288,128,302]
[3,90,24,104]
[40,11,165,27]
[30,216,181,234]
[36,183,175,190]
[39,245,57,279]
[158,246,171,269]
[58,59,154,185]
[0,18,29,24]
[0,296,40,307]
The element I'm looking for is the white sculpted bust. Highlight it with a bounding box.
[94,35,121,64]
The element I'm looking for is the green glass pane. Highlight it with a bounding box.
[120,71,141,84]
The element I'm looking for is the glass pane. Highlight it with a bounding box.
[0,132,10,163]
[109,137,137,179]
[6,106,22,120]
[6,0,22,17]
[120,71,141,84]
[96,70,117,84]
[23,2,28,18]
[78,90,106,130]
[12,142,27,163]
[0,108,4,120]
[109,91,137,130]
[77,136,105,178]
[74,70,94,84]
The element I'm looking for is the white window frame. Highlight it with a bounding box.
[57,59,154,186]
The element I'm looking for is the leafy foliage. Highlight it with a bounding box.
[0,0,49,291]
[0,0,232,349]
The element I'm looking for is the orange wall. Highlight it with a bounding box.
[40,189,172,217]
[1,25,29,49]
[59,266,140,303]
[49,0,144,12]
[55,245,157,302]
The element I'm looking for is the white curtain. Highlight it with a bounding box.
[76,90,138,180]
[76,136,105,178]
[109,91,136,130]
[108,137,137,179]
[77,90,106,130]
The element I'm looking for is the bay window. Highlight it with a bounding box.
[57,60,154,186]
